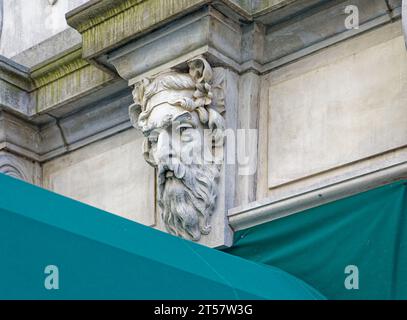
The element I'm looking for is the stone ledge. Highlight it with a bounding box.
[0,46,122,118]
[263,0,401,67]
[108,7,242,81]
[0,87,132,163]
[0,56,33,91]
[64,0,267,62]
[0,57,33,116]
[229,155,407,231]
[39,89,132,162]
[11,28,83,69]
[66,0,402,80]
[1,47,129,162]
[67,0,215,59]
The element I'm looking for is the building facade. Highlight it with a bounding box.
[0,0,406,252]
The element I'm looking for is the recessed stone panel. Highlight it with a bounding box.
[267,22,407,188]
[43,128,156,226]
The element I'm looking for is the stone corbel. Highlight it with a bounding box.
[107,6,244,82]
[66,0,258,247]
[125,56,233,248]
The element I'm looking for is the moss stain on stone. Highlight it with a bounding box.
[35,64,114,113]
[81,0,205,58]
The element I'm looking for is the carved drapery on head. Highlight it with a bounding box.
[129,57,225,241]
[130,57,225,135]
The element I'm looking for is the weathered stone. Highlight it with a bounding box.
[0,0,88,58]
[11,28,82,68]
[0,151,42,184]
[128,56,233,247]
[265,21,407,190]
[0,111,41,161]
[1,0,406,250]
[0,56,33,116]
[108,7,242,82]
[42,128,156,225]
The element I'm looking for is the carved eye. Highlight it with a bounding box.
[177,123,192,132]
[179,127,189,134]
[177,124,194,143]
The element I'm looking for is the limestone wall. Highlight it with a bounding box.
[255,21,407,201]
[1,0,406,245]
[0,0,88,58]
[42,128,156,226]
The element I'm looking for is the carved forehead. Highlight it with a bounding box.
[143,103,200,133]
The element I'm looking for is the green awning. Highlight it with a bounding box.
[0,174,323,299]
[225,180,407,300]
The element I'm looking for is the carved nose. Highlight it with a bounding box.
[156,131,170,159]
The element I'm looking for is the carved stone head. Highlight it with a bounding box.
[129,57,225,241]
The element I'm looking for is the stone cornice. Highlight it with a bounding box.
[1,0,404,166]
[0,87,132,163]
[65,0,292,35]
[12,28,83,69]
[1,46,127,162]
[2,0,401,120]
[30,48,118,114]
[0,56,33,116]
[67,0,216,59]
[0,56,33,91]
[68,0,384,62]
[30,47,85,87]
[0,46,120,118]
[66,0,402,80]
[108,6,243,82]
[229,157,407,231]
[66,0,148,33]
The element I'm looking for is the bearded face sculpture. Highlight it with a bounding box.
[129,57,225,241]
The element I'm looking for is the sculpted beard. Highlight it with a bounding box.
[157,157,220,241]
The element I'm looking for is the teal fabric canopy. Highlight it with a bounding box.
[0,174,323,300]
[225,180,407,300]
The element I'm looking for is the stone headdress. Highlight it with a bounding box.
[129,57,225,139]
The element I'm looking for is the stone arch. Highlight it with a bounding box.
[0,157,28,181]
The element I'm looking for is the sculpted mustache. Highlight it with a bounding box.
[157,158,186,185]
[158,159,217,208]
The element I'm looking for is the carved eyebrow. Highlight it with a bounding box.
[176,123,193,130]
[142,114,173,135]
[142,112,197,137]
